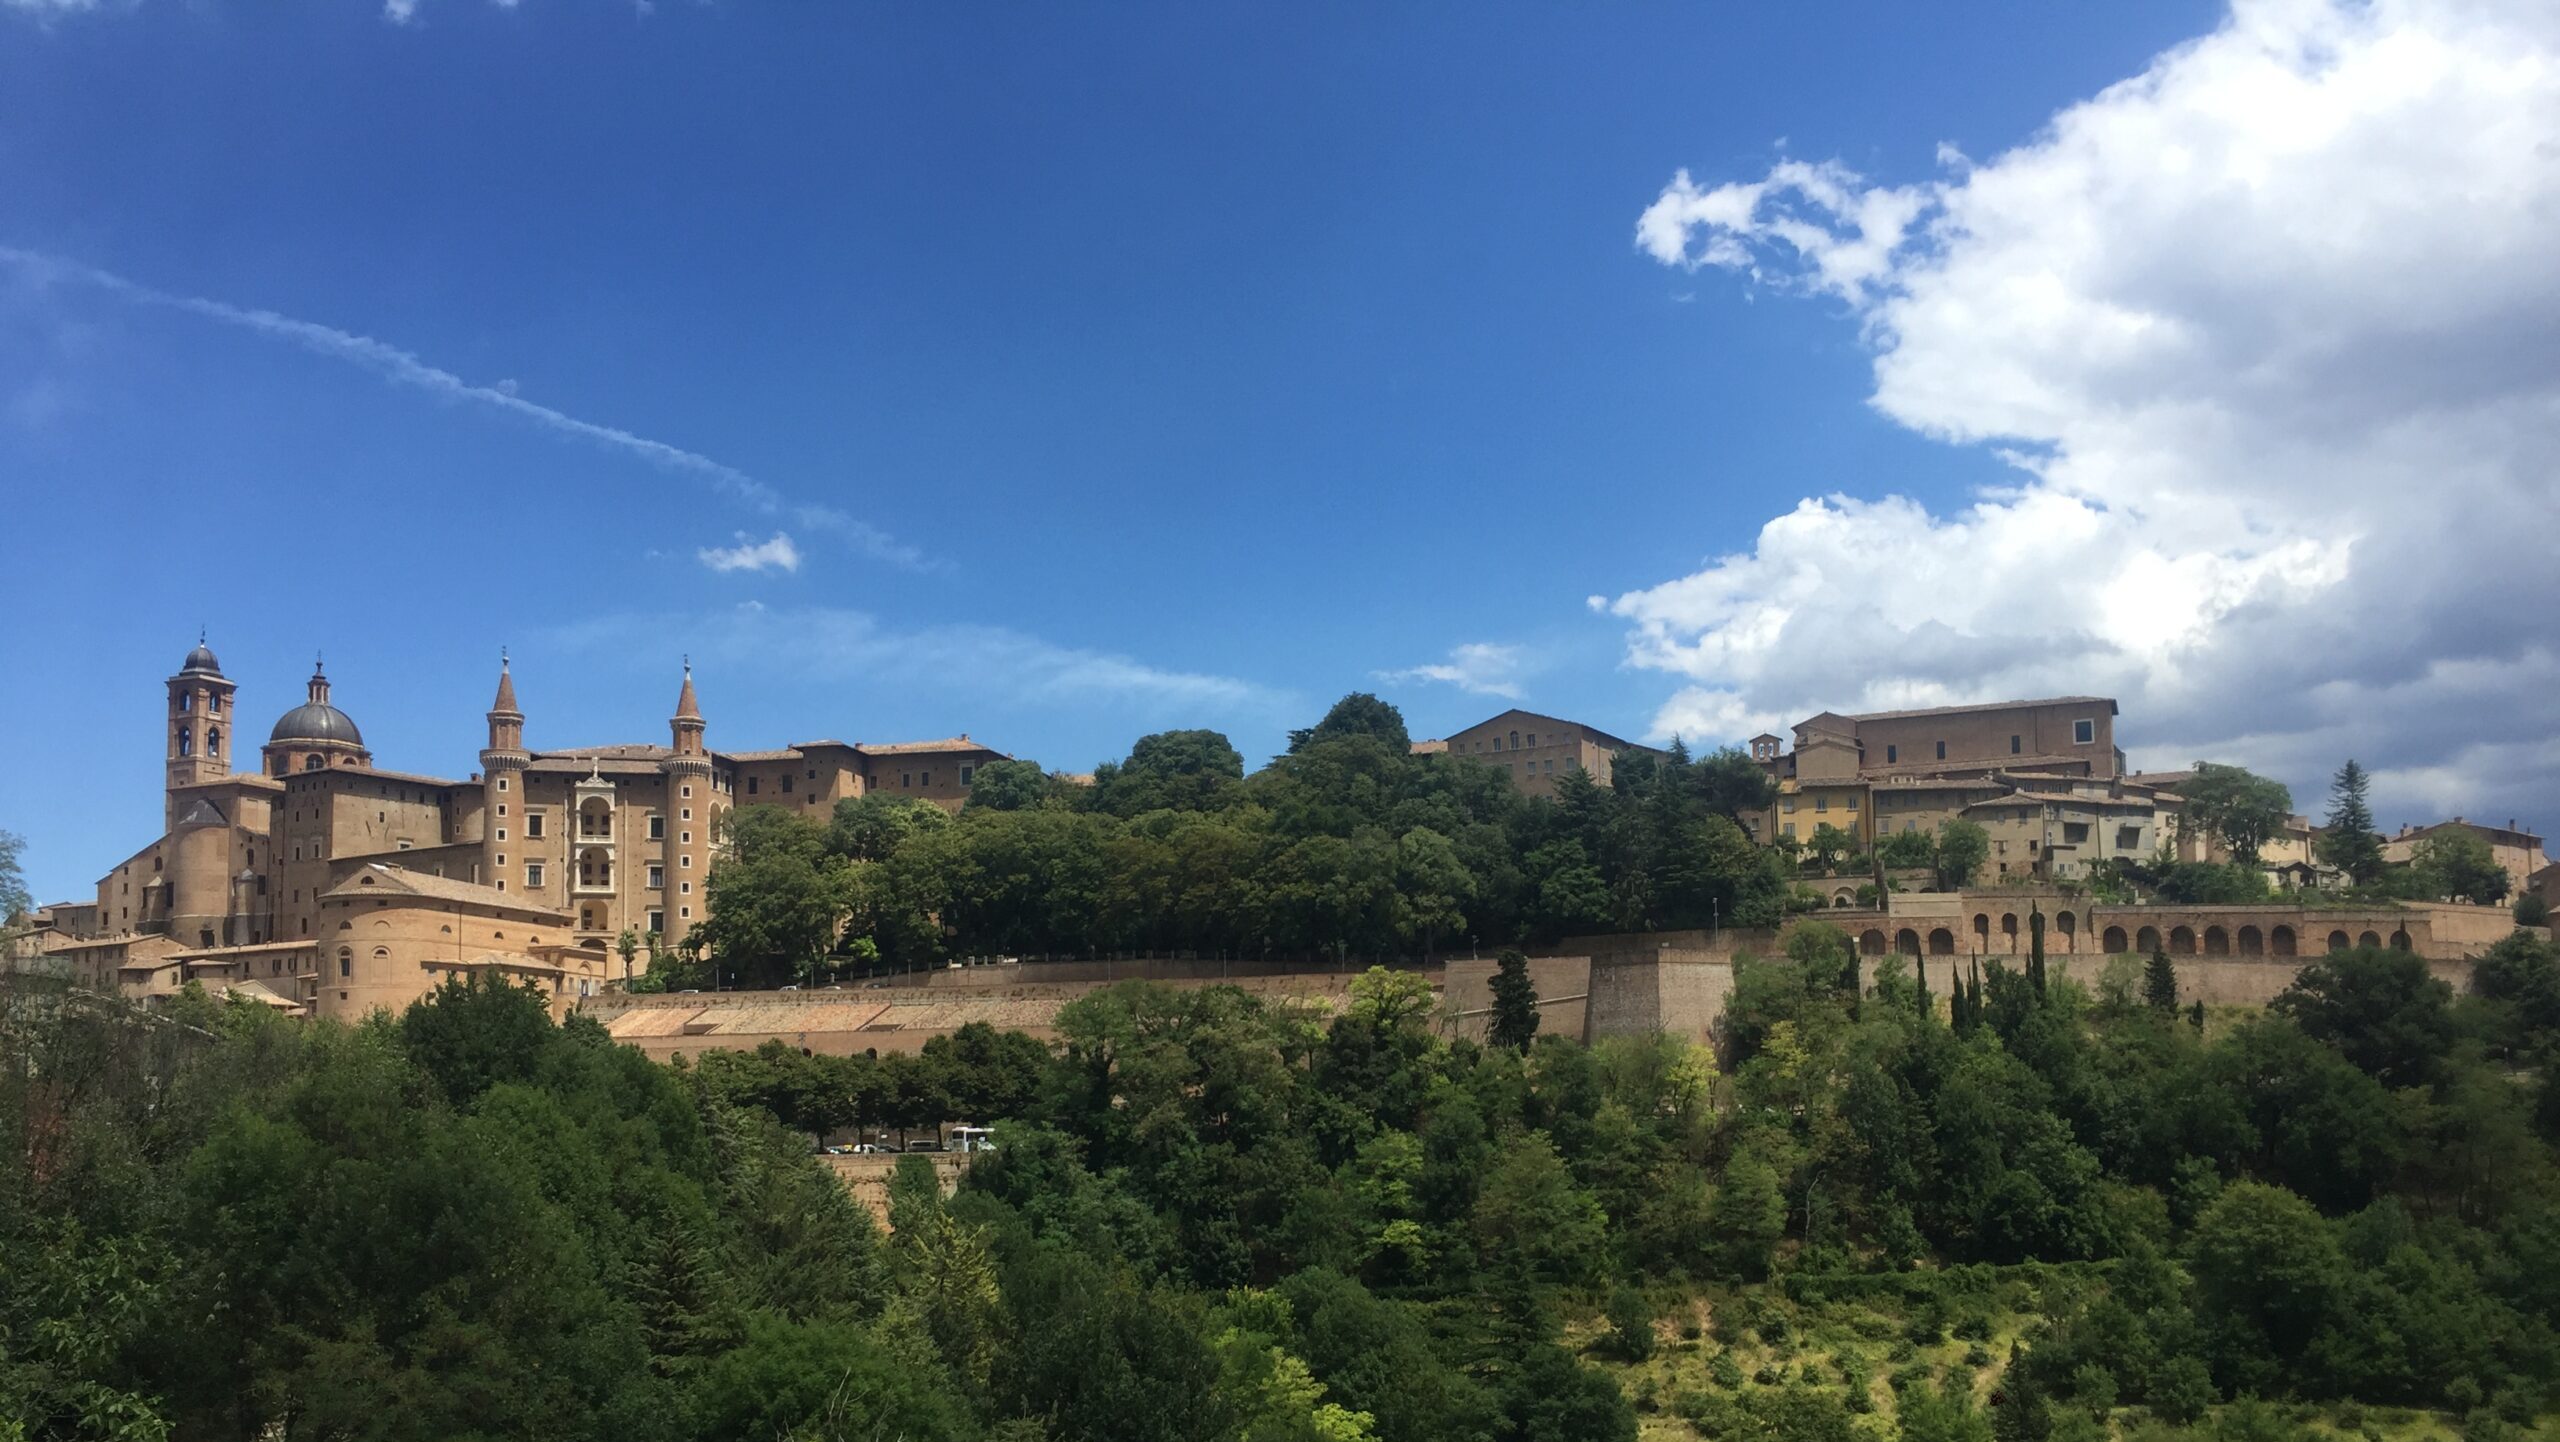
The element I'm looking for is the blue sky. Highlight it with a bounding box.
[8,0,2556,902]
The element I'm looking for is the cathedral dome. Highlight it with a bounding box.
[269,702,364,746]
[180,641,223,675]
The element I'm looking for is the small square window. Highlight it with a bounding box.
[681,808,692,821]
[2073,718,2096,745]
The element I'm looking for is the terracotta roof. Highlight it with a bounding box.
[491,659,519,713]
[720,749,803,762]
[537,744,670,760]
[1868,777,2008,792]
[320,863,572,921]
[525,756,666,777]
[674,666,701,720]
[857,737,1008,757]
[1410,740,1450,755]
[1849,695,2115,723]
[330,765,469,788]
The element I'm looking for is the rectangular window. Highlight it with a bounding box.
[1886,745,1897,764]
[780,776,793,794]
[648,816,665,840]
[2117,826,2142,850]
[922,771,932,786]
[748,776,759,794]
[902,772,913,788]
[2073,718,2096,744]
[680,856,691,869]
[496,828,507,842]
[680,831,691,845]
[1815,795,1829,812]
[1781,822,1796,839]
[1846,792,1859,811]
[498,777,509,792]
[681,808,692,820]
[682,785,692,798]
[1782,795,1797,812]
[960,765,975,784]
[680,906,691,920]
[525,813,544,838]
[648,865,664,889]
[1936,741,1947,760]
[526,862,544,888]
[2062,822,2090,844]
[647,910,664,934]
[497,803,508,817]
[2010,735,2021,754]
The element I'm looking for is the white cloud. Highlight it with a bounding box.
[1376,642,1530,700]
[548,605,1290,716]
[1,0,108,15]
[697,531,801,575]
[383,0,417,22]
[0,246,936,572]
[1625,0,2560,830]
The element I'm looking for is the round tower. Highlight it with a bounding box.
[481,651,530,891]
[661,660,712,947]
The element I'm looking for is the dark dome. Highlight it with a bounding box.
[181,642,223,675]
[269,703,364,746]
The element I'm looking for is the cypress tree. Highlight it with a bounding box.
[2144,948,2179,1013]
[1915,955,1930,1018]
[2317,758,2386,887]
[1487,949,1541,1052]
[2027,906,2047,994]
[2188,999,2206,1032]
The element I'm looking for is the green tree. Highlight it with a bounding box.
[2187,1182,2347,1393]
[1089,729,1246,816]
[1288,693,1410,754]
[1936,820,1990,889]
[1488,949,1540,1052]
[1805,822,1859,874]
[2517,892,2550,928]
[615,926,640,985]
[2317,760,2386,886]
[1878,827,1937,870]
[0,828,30,926]
[2409,830,2512,906]
[2144,949,2179,1013]
[2270,946,2456,1087]
[1708,1140,1788,1281]
[2174,762,2294,864]
[965,757,1057,812]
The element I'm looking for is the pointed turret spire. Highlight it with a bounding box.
[674,657,701,720]
[491,647,519,713]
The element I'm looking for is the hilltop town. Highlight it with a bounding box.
[12,639,2549,1049]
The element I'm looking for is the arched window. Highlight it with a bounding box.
[179,691,192,712]
[1860,929,1887,955]
[304,755,325,772]
[2136,926,2162,954]
[177,729,192,757]
[2270,925,2297,956]
[1509,731,1520,750]
[2170,925,2198,954]
[1927,928,1956,956]
[2328,930,2351,953]
[2237,926,2263,956]
[206,726,220,755]
[2203,926,2229,956]
[2102,926,2129,954]
[2358,930,2382,950]
[337,947,352,978]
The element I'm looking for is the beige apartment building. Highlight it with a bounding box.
[38,637,1009,1022]
[1423,709,1659,799]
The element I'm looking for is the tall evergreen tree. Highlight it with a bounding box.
[2027,907,2047,994]
[2317,759,2386,886]
[1487,948,1541,1052]
[1915,956,1930,1018]
[2145,949,2180,1013]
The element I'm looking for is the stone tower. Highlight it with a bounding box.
[480,651,529,890]
[661,661,710,943]
[165,634,235,823]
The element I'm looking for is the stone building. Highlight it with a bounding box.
[2382,818,2549,898]
[40,637,1009,1022]
[1418,708,1659,799]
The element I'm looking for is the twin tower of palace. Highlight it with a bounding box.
[49,637,1005,1018]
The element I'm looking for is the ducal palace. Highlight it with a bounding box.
[35,637,1008,1020]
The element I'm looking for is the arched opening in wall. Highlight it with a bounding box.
[2329,930,2351,952]
[2000,913,2020,952]
[578,797,613,839]
[207,726,220,756]
[371,947,388,965]
[2136,926,2162,954]
[1833,890,1856,908]
[1972,914,1990,951]
[578,848,612,890]
[2358,930,2382,949]
[2270,925,2297,956]
[2389,929,2411,952]
[305,755,325,771]
[1860,929,1888,956]
[2237,925,2264,956]
[2203,926,2230,956]
[1896,929,1921,957]
[2170,925,2198,954]
[2103,925,2129,954]
[1928,928,1956,956]
[2056,911,2078,950]
[337,947,352,979]
[176,729,191,757]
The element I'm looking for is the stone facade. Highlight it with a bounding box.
[1419,708,1659,799]
[41,637,1009,1022]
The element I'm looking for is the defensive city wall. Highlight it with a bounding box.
[577,893,2541,1058]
